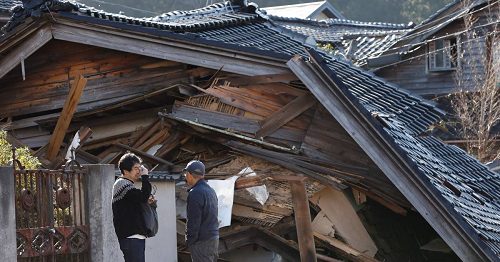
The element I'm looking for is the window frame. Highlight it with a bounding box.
[427,37,460,72]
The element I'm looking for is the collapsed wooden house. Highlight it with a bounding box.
[2,0,500,261]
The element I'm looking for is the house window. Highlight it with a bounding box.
[428,38,458,71]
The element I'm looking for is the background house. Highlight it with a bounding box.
[370,0,498,97]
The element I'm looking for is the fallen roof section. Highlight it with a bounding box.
[287,49,499,261]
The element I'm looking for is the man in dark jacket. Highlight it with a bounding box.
[184,160,219,262]
[112,153,152,262]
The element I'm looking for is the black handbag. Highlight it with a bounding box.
[142,200,159,237]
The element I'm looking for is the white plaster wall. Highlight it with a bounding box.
[136,181,177,262]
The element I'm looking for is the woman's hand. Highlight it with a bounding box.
[148,194,156,204]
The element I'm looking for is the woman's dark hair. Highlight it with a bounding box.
[118,152,142,174]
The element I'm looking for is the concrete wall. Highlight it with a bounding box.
[137,181,178,262]
[85,164,123,262]
[0,166,16,261]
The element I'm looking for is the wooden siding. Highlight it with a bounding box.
[376,5,497,97]
[0,39,190,118]
[301,104,407,205]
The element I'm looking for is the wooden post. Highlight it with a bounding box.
[291,180,317,262]
[45,73,87,161]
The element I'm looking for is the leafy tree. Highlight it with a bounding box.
[0,130,41,169]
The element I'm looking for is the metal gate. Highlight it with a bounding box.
[13,153,90,261]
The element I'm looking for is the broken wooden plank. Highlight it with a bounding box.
[71,84,182,118]
[291,180,317,262]
[347,184,407,215]
[224,73,299,86]
[155,132,183,158]
[231,204,284,227]
[231,147,346,190]
[310,188,378,257]
[162,113,296,153]
[226,141,361,183]
[311,210,335,238]
[316,254,343,262]
[256,93,316,139]
[66,107,167,132]
[313,232,379,262]
[136,127,169,152]
[45,73,87,161]
[49,126,93,169]
[105,119,162,164]
[77,150,102,164]
[234,175,266,190]
[6,134,34,153]
[270,175,308,183]
[115,142,173,167]
[6,113,60,130]
[172,103,307,142]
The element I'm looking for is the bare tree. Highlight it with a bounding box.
[451,0,500,163]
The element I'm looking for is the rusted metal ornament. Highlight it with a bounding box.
[56,188,71,209]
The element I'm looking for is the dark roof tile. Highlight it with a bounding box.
[380,126,500,257]
[0,0,19,13]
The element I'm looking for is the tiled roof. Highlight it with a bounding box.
[1,0,442,136]
[198,22,441,135]
[270,16,411,43]
[115,170,182,182]
[75,2,260,32]
[2,1,260,33]
[0,0,19,13]
[267,16,412,64]
[271,16,412,30]
[342,34,402,65]
[384,122,500,257]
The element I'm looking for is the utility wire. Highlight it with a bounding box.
[366,17,500,66]
[365,1,500,58]
[370,30,499,71]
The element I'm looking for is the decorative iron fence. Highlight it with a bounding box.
[13,152,90,262]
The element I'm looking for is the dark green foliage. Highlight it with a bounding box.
[76,0,454,24]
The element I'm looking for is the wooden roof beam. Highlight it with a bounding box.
[51,21,291,77]
[223,73,299,86]
[256,93,316,139]
[0,24,52,79]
